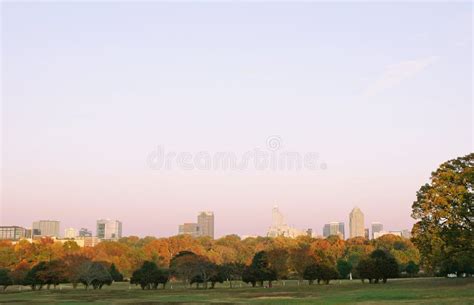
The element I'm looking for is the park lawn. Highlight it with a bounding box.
[0,278,472,305]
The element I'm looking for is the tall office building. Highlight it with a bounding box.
[371,222,383,239]
[364,228,370,239]
[323,222,345,239]
[64,228,76,239]
[32,220,60,237]
[178,223,200,237]
[267,206,306,238]
[197,211,215,239]
[349,207,365,238]
[96,219,122,240]
[0,226,27,240]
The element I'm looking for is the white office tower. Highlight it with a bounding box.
[267,206,305,238]
[96,219,122,240]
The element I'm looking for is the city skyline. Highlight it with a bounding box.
[2,3,472,237]
[1,206,410,240]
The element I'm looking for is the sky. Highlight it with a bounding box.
[1,2,472,238]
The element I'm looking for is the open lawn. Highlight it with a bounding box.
[0,278,472,305]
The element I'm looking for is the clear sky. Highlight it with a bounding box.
[1,2,472,238]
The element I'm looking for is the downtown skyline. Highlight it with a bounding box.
[2,3,472,238]
[2,206,409,240]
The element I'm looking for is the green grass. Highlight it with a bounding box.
[0,278,472,305]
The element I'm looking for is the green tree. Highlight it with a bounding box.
[248,251,277,287]
[411,153,474,275]
[0,269,12,290]
[303,264,319,285]
[131,261,168,289]
[78,261,112,290]
[357,250,399,284]
[336,259,352,279]
[221,262,244,288]
[303,263,338,285]
[405,261,420,277]
[109,263,124,282]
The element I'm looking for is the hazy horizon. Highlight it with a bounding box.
[1,2,472,238]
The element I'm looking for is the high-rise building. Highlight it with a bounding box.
[364,228,370,239]
[323,222,345,239]
[0,226,27,240]
[178,223,200,237]
[197,211,215,239]
[371,222,383,239]
[96,219,122,240]
[64,228,76,239]
[32,220,60,237]
[349,207,365,238]
[78,228,92,237]
[267,206,306,238]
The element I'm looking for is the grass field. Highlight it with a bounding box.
[0,278,472,305]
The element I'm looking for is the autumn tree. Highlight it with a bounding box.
[24,262,48,290]
[411,153,474,275]
[37,260,67,289]
[63,255,91,288]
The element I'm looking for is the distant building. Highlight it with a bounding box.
[306,228,313,237]
[77,236,101,247]
[371,222,384,239]
[0,226,27,240]
[178,223,200,237]
[78,228,92,237]
[401,229,412,239]
[198,211,215,239]
[364,228,370,239]
[349,207,365,238]
[373,230,402,239]
[96,219,122,240]
[323,222,345,239]
[267,206,306,238]
[32,220,60,237]
[64,228,76,239]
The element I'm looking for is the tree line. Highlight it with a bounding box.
[0,233,419,291]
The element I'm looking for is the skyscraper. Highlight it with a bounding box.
[96,219,122,240]
[349,207,365,238]
[197,211,214,239]
[371,222,384,239]
[323,222,345,239]
[64,228,76,239]
[267,206,306,238]
[32,220,60,237]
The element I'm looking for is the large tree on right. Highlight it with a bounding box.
[411,153,473,276]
